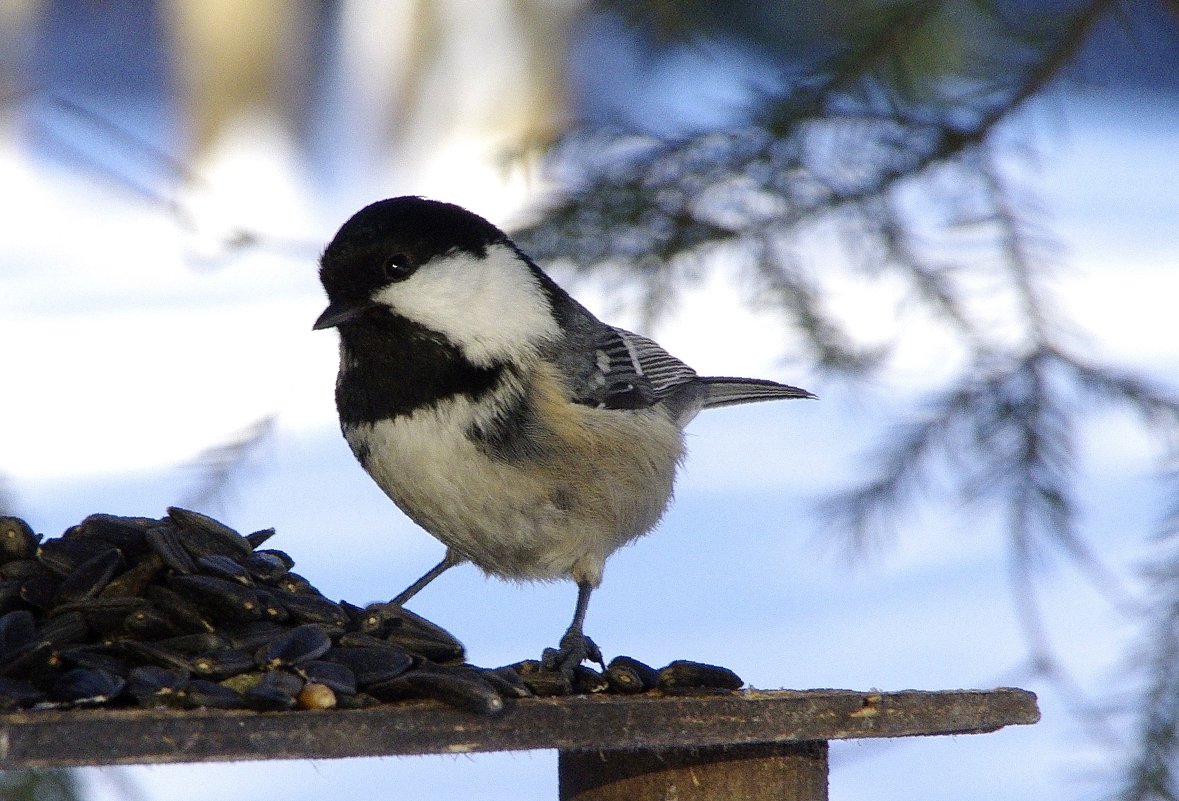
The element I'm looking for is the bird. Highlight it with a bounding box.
[313,196,814,676]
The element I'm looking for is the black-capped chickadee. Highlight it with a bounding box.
[314,196,814,675]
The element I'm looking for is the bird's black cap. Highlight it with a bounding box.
[315,197,513,329]
[321,196,507,273]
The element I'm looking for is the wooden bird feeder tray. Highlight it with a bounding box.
[0,686,1039,800]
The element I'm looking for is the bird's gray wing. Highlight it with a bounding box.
[568,326,702,412]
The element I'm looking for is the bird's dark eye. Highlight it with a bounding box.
[380,251,417,282]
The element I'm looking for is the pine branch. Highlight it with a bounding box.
[518,2,1128,382]
[1113,533,1179,801]
[3,89,321,265]
[178,416,276,515]
[752,237,886,374]
[0,475,15,518]
[0,768,85,801]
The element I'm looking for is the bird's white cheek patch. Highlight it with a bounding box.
[374,244,559,365]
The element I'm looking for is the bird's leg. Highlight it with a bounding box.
[391,550,461,606]
[542,581,605,676]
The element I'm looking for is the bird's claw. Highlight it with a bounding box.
[542,631,605,677]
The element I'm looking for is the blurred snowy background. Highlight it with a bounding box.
[2,1,1179,800]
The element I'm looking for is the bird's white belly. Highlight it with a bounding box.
[344,395,683,587]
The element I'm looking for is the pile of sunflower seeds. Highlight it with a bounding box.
[0,509,742,716]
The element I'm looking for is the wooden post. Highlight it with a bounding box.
[560,741,828,801]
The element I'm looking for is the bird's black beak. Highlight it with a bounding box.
[313,300,371,330]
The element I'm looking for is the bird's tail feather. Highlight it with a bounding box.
[700,377,816,408]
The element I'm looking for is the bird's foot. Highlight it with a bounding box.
[542,629,605,678]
